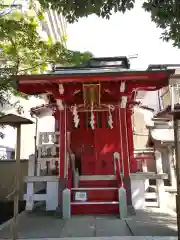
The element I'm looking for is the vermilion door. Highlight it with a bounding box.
[70,110,120,175]
[71,112,96,175]
[95,111,120,175]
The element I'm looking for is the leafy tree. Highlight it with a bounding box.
[38,0,180,48]
[0,10,93,138]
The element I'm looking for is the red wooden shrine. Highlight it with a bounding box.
[17,57,174,214]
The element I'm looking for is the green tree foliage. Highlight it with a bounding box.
[0,10,92,137]
[38,0,180,47]
[143,0,180,48]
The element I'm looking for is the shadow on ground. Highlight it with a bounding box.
[0,207,177,238]
[125,208,177,236]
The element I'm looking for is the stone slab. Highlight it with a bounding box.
[125,209,177,236]
[0,212,65,239]
[95,215,131,236]
[0,207,177,239]
[60,216,95,237]
[0,237,178,240]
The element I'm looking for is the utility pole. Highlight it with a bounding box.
[171,81,180,239]
[173,113,180,239]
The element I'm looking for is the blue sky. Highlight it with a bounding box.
[66,0,180,69]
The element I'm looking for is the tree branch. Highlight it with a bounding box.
[18,61,53,74]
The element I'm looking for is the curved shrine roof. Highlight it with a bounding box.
[17,67,175,96]
[18,67,174,84]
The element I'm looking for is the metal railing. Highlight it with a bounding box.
[113,152,123,186]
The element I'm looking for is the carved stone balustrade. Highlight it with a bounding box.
[37,132,60,176]
[38,144,59,159]
[39,132,59,145]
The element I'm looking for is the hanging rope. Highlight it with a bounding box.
[72,105,79,128]
[108,104,113,129]
[90,105,95,129]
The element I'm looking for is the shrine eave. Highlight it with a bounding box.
[17,69,174,85]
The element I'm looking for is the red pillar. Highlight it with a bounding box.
[120,108,130,176]
[59,110,65,178]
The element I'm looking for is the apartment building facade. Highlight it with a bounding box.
[0,0,67,159]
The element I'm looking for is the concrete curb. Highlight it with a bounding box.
[0,237,178,240]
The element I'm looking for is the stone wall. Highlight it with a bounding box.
[0,160,28,200]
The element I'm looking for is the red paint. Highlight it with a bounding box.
[18,70,172,86]
[70,110,121,176]
[119,108,130,176]
[67,166,72,188]
[59,110,65,178]
[71,189,118,202]
[71,180,119,214]
[71,204,119,215]
[79,180,117,188]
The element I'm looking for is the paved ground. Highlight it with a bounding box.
[0,238,177,240]
[0,207,177,239]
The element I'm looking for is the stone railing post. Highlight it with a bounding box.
[28,154,35,176]
[155,150,165,208]
[62,188,71,219]
[26,154,35,211]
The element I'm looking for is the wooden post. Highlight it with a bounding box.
[173,116,180,239]
[11,125,21,240]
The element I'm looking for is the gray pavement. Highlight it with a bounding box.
[0,207,177,239]
[125,208,177,236]
[0,238,178,240]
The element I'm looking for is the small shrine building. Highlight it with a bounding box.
[18,57,174,216]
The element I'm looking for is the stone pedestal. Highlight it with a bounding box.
[131,175,145,210]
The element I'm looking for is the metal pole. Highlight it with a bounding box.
[173,116,180,239]
[11,124,21,240]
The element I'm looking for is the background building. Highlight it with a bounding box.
[0,0,67,159]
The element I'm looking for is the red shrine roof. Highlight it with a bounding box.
[17,68,174,95]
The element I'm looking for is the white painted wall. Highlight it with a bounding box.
[20,108,55,159]
[141,90,160,112]
[133,106,154,149]
[0,95,55,159]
